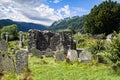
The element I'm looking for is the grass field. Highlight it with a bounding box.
[3,55,120,80]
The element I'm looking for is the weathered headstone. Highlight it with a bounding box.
[54,43,65,61]
[54,50,65,61]
[30,48,42,57]
[79,50,92,62]
[67,49,78,62]
[18,31,23,48]
[44,48,54,57]
[0,40,7,51]
[15,50,28,73]
[5,32,8,43]
[0,53,15,72]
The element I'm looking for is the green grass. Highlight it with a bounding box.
[2,54,120,80]
[2,39,120,80]
[28,56,120,80]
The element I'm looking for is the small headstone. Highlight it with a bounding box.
[44,48,54,57]
[15,50,28,73]
[79,50,91,62]
[54,50,65,61]
[30,48,42,57]
[67,50,78,62]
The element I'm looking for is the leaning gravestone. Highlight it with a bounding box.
[15,50,28,73]
[79,50,92,62]
[0,53,15,72]
[67,50,78,62]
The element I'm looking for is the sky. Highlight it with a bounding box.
[0,0,120,26]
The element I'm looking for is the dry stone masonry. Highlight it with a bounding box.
[28,29,76,56]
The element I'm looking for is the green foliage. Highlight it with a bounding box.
[0,24,18,40]
[84,0,120,35]
[74,33,97,49]
[89,40,105,55]
[106,32,120,63]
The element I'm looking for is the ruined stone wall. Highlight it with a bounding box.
[28,29,76,53]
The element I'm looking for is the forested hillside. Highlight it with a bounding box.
[0,19,47,32]
[48,15,86,32]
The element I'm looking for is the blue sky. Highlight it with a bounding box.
[0,0,120,26]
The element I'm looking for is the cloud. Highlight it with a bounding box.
[0,0,71,26]
[57,5,70,18]
[53,0,61,3]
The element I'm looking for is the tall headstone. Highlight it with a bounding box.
[0,40,7,51]
[15,50,28,73]
[18,31,23,48]
[5,32,8,43]
[54,44,65,61]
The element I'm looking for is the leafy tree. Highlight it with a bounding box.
[84,0,120,35]
[1,24,19,40]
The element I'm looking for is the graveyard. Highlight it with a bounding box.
[0,29,120,80]
[1,0,120,80]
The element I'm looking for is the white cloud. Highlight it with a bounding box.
[53,0,61,3]
[57,5,70,18]
[0,0,71,26]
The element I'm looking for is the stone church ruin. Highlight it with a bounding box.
[28,29,76,55]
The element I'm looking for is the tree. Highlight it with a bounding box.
[84,0,120,35]
[1,24,19,40]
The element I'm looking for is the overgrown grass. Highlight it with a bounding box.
[28,56,120,80]
[2,56,120,80]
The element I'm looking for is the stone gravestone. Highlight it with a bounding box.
[54,44,65,61]
[30,48,42,57]
[18,31,23,48]
[0,40,7,51]
[67,49,78,62]
[15,50,28,73]
[79,50,92,62]
[0,53,15,72]
[44,48,54,57]
[5,32,8,43]
[54,50,65,61]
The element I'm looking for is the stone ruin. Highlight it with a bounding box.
[28,29,76,55]
[28,29,92,62]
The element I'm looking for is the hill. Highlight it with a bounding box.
[0,19,47,31]
[48,15,86,32]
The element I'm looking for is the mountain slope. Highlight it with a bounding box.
[0,19,47,31]
[48,15,86,31]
